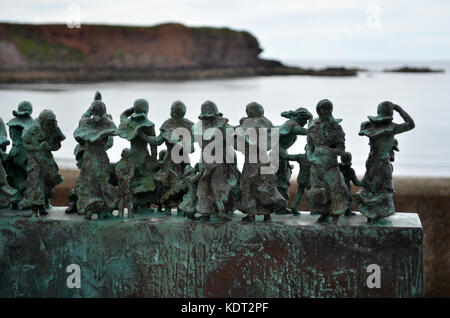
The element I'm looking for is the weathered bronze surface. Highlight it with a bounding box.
[0,208,423,297]
[355,102,415,222]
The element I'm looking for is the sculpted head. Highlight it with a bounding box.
[170,101,187,119]
[38,109,57,134]
[245,102,264,118]
[316,99,333,122]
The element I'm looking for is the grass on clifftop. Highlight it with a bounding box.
[10,33,86,63]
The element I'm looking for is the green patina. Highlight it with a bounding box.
[0,208,423,298]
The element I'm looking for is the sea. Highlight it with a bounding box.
[0,60,449,177]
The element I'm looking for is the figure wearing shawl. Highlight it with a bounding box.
[73,99,118,219]
[66,91,115,214]
[276,107,312,215]
[117,99,158,212]
[307,99,351,223]
[5,101,34,206]
[193,100,240,221]
[354,101,415,222]
[149,101,194,215]
[0,118,18,208]
[20,110,65,216]
[236,102,287,223]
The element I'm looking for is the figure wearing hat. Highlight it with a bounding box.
[306,99,352,223]
[20,110,65,216]
[338,151,362,216]
[66,91,116,214]
[192,100,240,221]
[72,96,118,219]
[0,117,18,208]
[5,101,34,207]
[355,101,415,222]
[117,99,158,213]
[276,107,312,215]
[236,102,287,223]
[149,101,194,215]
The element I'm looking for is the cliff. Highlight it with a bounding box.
[0,22,356,82]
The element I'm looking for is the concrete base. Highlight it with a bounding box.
[0,208,423,297]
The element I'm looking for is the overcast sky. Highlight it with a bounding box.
[1,0,449,61]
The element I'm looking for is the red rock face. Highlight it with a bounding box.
[0,23,264,70]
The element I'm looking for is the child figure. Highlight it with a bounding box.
[115,148,135,218]
[338,152,362,216]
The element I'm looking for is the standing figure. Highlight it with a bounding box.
[5,101,33,208]
[276,107,312,215]
[66,91,115,214]
[289,144,313,215]
[236,102,287,223]
[0,118,18,208]
[73,99,118,219]
[338,152,362,216]
[115,148,135,218]
[192,100,240,221]
[20,110,65,216]
[149,101,194,215]
[152,149,167,212]
[307,99,351,223]
[117,99,158,213]
[355,102,415,222]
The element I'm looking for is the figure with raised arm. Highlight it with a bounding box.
[276,107,312,215]
[355,102,415,223]
[117,99,158,213]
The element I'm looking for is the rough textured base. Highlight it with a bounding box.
[0,208,423,298]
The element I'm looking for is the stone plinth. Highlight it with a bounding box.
[0,208,422,297]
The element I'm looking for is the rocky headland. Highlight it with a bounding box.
[0,22,357,83]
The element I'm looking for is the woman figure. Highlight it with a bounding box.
[6,101,34,207]
[150,101,194,214]
[117,99,158,212]
[276,107,312,215]
[20,110,65,216]
[73,98,118,219]
[307,99,351,223]
[0,118,18,208]
[237,102,286,223]
[355,102,415,222]
[193,100,240,221]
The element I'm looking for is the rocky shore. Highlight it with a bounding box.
[0,22,357,83]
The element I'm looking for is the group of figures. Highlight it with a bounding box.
[0,92,414,223]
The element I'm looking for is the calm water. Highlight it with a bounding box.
[0,60,449,177]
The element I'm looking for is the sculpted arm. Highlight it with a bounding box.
[393,104,415,134]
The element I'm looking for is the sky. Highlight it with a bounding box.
[0,0,449,61]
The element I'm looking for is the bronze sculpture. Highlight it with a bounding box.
[5,101,33,208]
[149,101,194,215]
[276,107,312,215]
[192,100,240,221]
[73,98,118,219]
[115,148,135,218]
[237,102,286,223]
[306,99,352,223]
[117,99,158,213]
[338,151,362,216]
[355,102,415,222]
[20,110,65,216]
